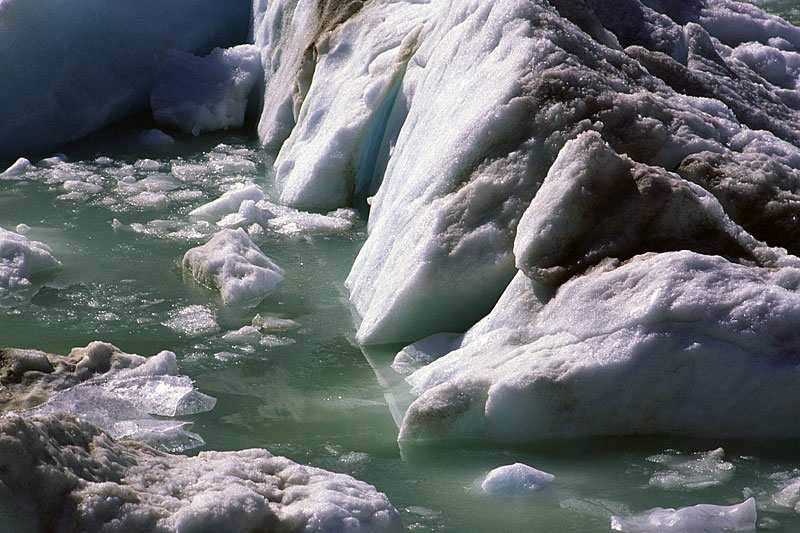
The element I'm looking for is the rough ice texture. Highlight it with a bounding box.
[481,463,555,495]
[610,498,757,532]
[252,0,800,344]
[0,413,402,533]
[0,0,250,159]
[151,45,262,136]
[182,228,284,305]
[399,251,800,441]
[0,341,215,452]
[0,226,61,297]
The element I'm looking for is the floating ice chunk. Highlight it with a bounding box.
[0,413,402,532]
[152,45,262,135]
[769,475,800,513]
[267,207,360,236]
[400,251,800,441]
[610,498,757,532]
[189,183,264,220]
[0,157,34,179]
[648,448,735,490]
[0,0,249,158]
[251,313,300,331]
[481,463,555,495]
[182,228,284,305]
[0,226,61,296]
[1,342,215,452]
[222,325,264,345]
[163,305,219,336]
[13,224,29,235]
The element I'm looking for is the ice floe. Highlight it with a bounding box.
[0,341,215,452]
[0,413,402,532]
[610,498,757,532]
[182,228,284,305]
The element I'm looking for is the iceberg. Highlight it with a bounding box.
[250,0,800,443]
[399,251,800,441]
[253,0,800,346]
[0,413,402,532]
[0,0,250,160]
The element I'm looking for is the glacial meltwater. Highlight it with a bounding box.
[0,119,798,531]
[6,0,800,530]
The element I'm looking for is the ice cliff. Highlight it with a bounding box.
[253,0,800,440]
[0,0,250,159]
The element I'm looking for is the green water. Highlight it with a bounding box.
[3,122,800,532]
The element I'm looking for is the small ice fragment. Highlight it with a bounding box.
[481,463,555,495]
[611,498,757,532]
[252,314,300,331]
[15,224,30,234]
[189,183,264,220]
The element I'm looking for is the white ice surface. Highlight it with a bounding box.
[0,0,249,158]
[399,252,800,441]
[182,228,284,305]
[253,0,800,345]
[481,463,555,495]
[151,45,262,136]
[610,498,757,532]
[0,225,61,298]
[0,413,402,532]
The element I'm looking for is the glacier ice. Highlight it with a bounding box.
[0,413,402,532]
[0,0,250,159]
[182,228,284,305]
[250,0,800,444]
[398,251,800,441]
[253,0,800,346]
[151,45,262,136]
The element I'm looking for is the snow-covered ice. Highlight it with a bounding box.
[0,0,250,159]
[151,45,262,136]
[481,463,555,495]
[610,498,757,532]
[182,228,284,305]
[0,412,402,532]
